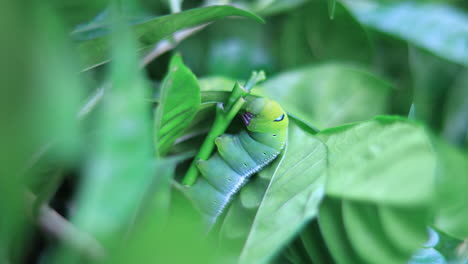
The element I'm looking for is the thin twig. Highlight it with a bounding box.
[77,84,107,119]
[140,23,209,67]
[25,191,106,260]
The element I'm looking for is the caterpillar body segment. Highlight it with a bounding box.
[187,98,288,226]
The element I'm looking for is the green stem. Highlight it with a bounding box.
[244,71,265,92]
[182,97,245,186]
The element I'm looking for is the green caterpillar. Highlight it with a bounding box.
[187,97,288,226]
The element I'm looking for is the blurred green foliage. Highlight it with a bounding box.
[0,0,467,264]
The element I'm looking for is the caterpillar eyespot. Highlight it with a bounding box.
[274,114,285,122]
[187,97,288,226]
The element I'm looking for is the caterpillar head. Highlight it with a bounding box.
[242,97,288,134]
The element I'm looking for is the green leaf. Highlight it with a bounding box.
[318,197,365,264]
[434,139,468,239]
[69,12,154,249]
[77,5,264,70]
[260,64,392,129]
[344,0,468,67]
[154,54,201,157]
[238,123,327,264]
[318,116,436,205]
[342,201,413,264]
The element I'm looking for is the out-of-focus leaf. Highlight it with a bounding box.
[344,0,468,67]
[318,116,436,205]
[442,70,468,147]
[277,1,372,69]
[0,1,39,262]
[318,197,365,264]
[154,54,201,156]
[206,20,274,79]
[342,201,412,264]
[68,10,154,251]
[239,124,327,264]
[179,19,274,79]
[434,139,468,239]
[77,5,264,70]
[107,189,217,264]
[409,47,460,130]
[260,64,392,129]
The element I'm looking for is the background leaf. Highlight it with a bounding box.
[344,0,468,67]
[259,64,392,129]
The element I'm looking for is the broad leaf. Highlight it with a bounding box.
[77,5,264,69]
[154,54,201,157]
[260,64,392,129]
[344,0,468,67]
[238,123,327,264]
[318,116,436,205]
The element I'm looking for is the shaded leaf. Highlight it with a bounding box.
[154,54,201,156]
[276,1,372,69]
[77,5,264,69]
